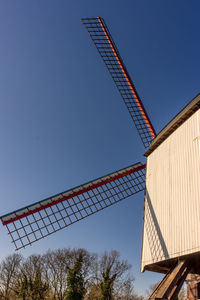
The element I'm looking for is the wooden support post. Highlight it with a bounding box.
[149,260,191,300]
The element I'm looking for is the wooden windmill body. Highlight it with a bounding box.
[1,17,200,299]
[142,95,200,274]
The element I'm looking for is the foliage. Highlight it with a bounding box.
[65,251,86,300]
[100,267,116,299]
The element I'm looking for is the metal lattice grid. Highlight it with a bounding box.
[82,17,156,148]
[1,163,146,250]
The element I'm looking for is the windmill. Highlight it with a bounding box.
[0,17,200,299]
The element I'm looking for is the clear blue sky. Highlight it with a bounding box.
[0,0,199,295]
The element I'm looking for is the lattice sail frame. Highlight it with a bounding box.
[1,163,146,250]
[82,17,156,148]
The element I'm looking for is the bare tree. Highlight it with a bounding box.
[101,250,132,299]
[14,254,49,300]
[86,250,133,300]
[0,253,22,300]
[43,248,71,300]
[0,248,137,300]
[114,275,136,300]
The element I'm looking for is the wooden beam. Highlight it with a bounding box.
[149,259,191,300]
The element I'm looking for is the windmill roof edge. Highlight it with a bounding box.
[145,93,200,157]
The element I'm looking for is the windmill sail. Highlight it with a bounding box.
[82,17,156,148]
[1,162,146,250]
